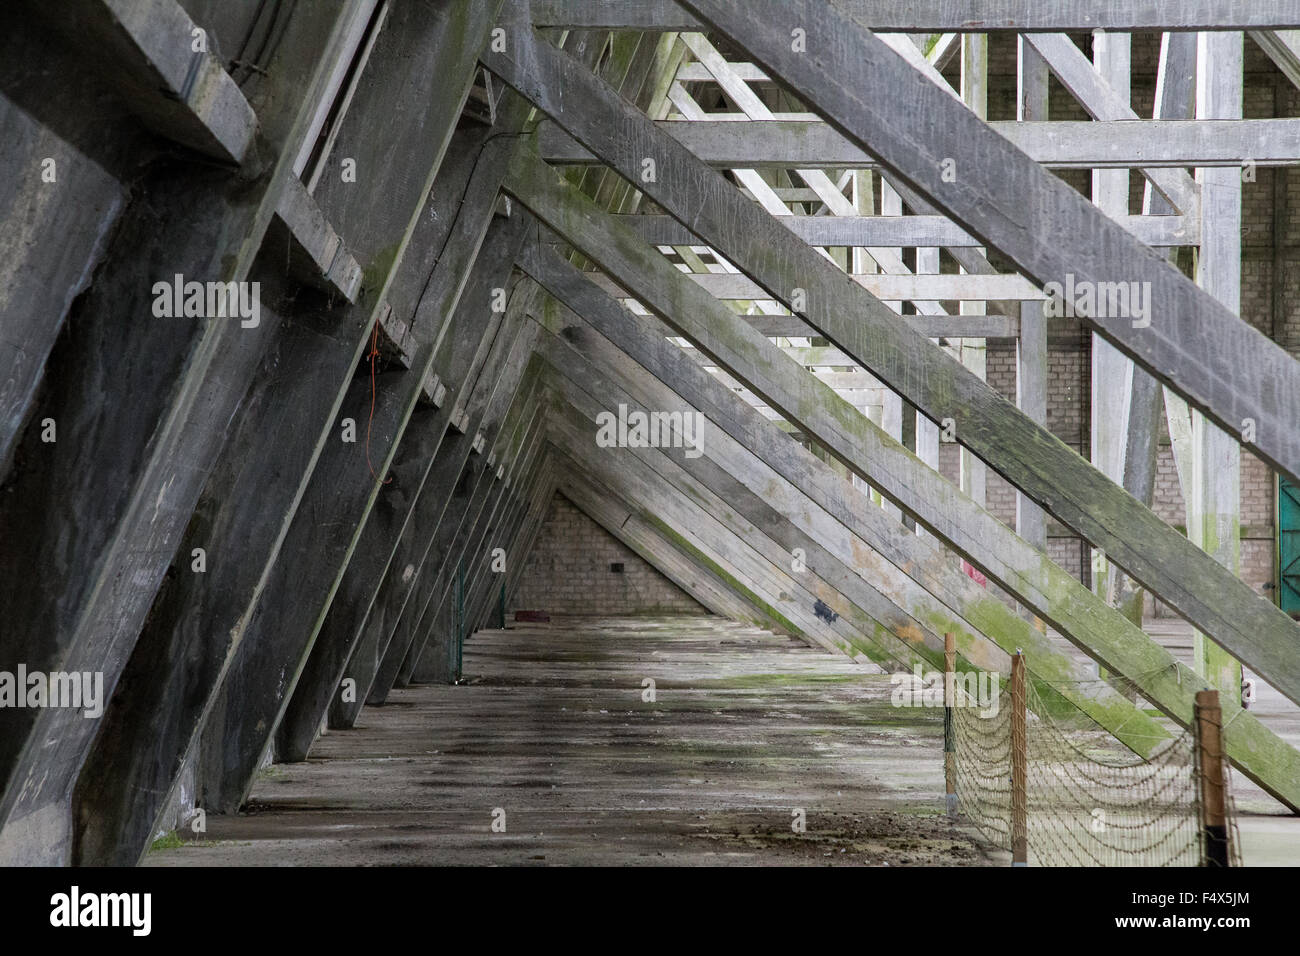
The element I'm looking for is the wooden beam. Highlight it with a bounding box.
[540,115,1300,170]
[273,231,536,761]
[0,0,377,865]
[615,210,1196,249]
[194,102,523,816]
[546,1,1300,698]
[586,268,1045,302]
[501,155,1300,801]
[516,243,1300,808]
[531,0,1300,32]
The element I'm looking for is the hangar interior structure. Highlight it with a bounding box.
[2,0,1300,866]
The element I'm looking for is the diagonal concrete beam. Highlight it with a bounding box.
[193,104,526,816]
[0,0,379,865]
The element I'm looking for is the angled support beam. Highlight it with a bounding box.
[437,407,553,662]
[507,186,1300,809]
[194,101,523,816]
[482,10,1300,711]
[0,0,377,865]
[391,375,552,694]
[272,223,536,761]
[682,0,1300,483]
[524,252,1183,754]
[64,1,511,864]
[334,349,545,723]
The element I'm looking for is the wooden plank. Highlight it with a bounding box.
[541,116,1300,170]
[618,210,1198,249]
[530,0,1300,32]
[488,5,1300,706]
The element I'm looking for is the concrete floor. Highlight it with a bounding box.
[146,616,994,866]
[146,614,1299,866]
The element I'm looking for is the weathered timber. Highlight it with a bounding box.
[509,194,1300,809]
[530,0,1300,32]
[195,108,522,815]
[67,0,508,864]
[483,23,1300,710]
[0,0,373,865]
[273,220,534,760]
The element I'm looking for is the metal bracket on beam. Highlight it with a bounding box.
[471,431,487,455]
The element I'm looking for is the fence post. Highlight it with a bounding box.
[455,560,465,681]
[1195,689,1230,867]
[944,632,957,819]
[1011,650,1028,866]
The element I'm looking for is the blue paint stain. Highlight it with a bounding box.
[813,599,839,624]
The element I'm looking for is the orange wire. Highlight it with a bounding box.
[365,317,391,484]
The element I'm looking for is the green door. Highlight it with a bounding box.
[1280,477,1300,615]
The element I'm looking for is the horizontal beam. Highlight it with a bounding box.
[587,268,1045,302]
[617,210,1195,249]
[530,0,1300,32]
[739,311,1018,340]
[542,117,1300,170]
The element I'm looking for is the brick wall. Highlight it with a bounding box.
[509,492,707,616]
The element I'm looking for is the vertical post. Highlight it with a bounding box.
[1191,31,1244,701]
[1196,689,1230,867]
[455,560,465,681]
[958,33,988,515]
[1010,650,1028,866]
[944,632,957,819]
[498,579,506,629]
